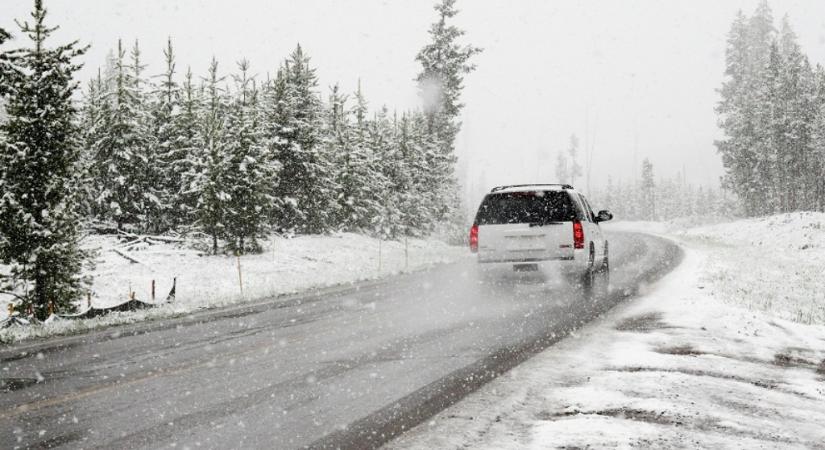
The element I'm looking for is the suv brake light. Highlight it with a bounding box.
[470,224,479,253]
[573,220,584,249]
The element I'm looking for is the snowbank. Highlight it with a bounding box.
[0,233,467,343]
[390,213,825,449]
[607,212,825,325]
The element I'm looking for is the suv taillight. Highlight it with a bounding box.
[470,224,479,253]
[573,220,584,249]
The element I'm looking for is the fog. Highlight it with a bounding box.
[4,0,825,209]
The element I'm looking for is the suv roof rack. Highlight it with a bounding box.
[490,184,574,193]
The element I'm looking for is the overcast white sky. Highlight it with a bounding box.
[4,0,825,208]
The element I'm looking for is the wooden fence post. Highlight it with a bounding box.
[236,254,244,297]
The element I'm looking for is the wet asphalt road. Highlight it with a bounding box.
[0,231,680,449]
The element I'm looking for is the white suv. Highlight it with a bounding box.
[469,184,613,291]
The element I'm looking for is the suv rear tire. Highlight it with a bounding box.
[579,248,597,295]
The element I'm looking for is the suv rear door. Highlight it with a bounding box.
[474,190,576,262]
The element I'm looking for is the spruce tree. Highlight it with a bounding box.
[366,107,398,238]
[267,45,337,234]
[0,27,12,95]
[223,60,272,253]
[192,58,228,254]
[555,151,569,184]
[568,134,582,187]
[415,0,481,236]
[812,67,825,211]
[127,40,161,232]
[716,2,778,216]
[641,159,655,220]
[0,0,89,318]
[176,67,202,225]
[776,20,815,211]
[93,39,149,230]
[394,112,431,235]
[78,71,106,220]
[150,37,184,231]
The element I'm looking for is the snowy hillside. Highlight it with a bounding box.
[677,212,825,325]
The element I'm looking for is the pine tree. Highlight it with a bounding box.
[641,158,655,220]
[367,107,400,238]
[191,58,228,254]
[568,134,582,187]
[394,112,432,236]
[150,37,184,231]
[812,67,825,211]
[328,82,383,232]
[267,45,337,234]
[93,39,151,230]
[176,66,202,226]
[78,71,106,220]
[127,40,161,232]
[222,60,272,254]
[776,19,815,211]
[0,27,12,96]
[415,0,481,236]
[555,151,569,184]
[0,0,89,318]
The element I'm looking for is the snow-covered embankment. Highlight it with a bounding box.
[0,233,467,343]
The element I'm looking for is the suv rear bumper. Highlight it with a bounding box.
[477,255,574,263]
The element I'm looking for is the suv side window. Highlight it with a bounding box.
[578,194,595,222]
[569,193,589,222]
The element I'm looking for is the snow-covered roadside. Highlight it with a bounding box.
[388,214,825,449]
[0,233,467,343]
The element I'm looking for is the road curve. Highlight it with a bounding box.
[0,231,681,450]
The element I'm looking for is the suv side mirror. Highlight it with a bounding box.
[595,210,613,223]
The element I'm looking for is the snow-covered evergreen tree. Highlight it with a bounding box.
[128,40,163,232]
[567,134,582,187]
[0,0,89,318]
[92,39,152,230]
[716,3,775,216]
[366,106,401,238]
[149,37,185,231]
[78,71,106,220]
[191,57,229,254]
[715,2,824,215]
[266,45,337,234]
[327,82,384,232]
[415,0,481,237]
[555,151,569,184]
[176,66,202,226]
[0,27,12,95]
[222,60,273,254]
[811,67,825,211]
[641,158,655,220]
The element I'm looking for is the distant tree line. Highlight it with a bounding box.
[589,159,738,222]
[717,1,825,215]
[0,0,479,318]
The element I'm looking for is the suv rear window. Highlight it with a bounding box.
[475,191,576,225]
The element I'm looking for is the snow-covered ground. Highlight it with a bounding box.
[0,233,466,343]
[388,213,825,449]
